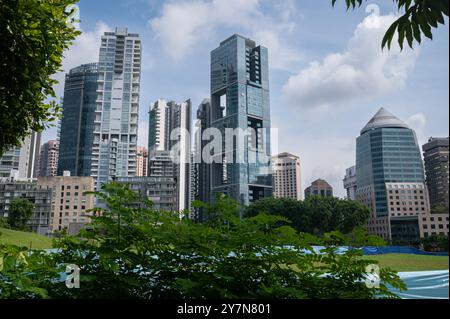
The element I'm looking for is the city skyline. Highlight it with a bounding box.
[42,0,449,197]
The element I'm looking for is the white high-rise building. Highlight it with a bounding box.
[0,132,41,179]
[91,27,141,188]
[148,99,192,212]
[343,165,357,200]
[272,152,302,200]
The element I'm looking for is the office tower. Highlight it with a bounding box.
[38,140,59,177]
[343,166,357,200]
[58,63,98,177]
[422,137,449,209]
[356,108,431,243]
[37,174,95,234]
[0,178,52,235]
[304,179,333,198]
[0,132,41,179]
[210,34,272,207]
[92,27,141,188]
[148,99,191,212]
[272,152,302,200]
[116,176,176,212]
[136,146,148,177]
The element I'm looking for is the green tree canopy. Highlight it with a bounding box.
[0,0,80,156]
[7,198,35,231]
[332,0,449,49]
[245,196,371,235]
[0,183,404,299]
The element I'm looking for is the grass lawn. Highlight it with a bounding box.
[363,254,449,272]
[0,227,53,249]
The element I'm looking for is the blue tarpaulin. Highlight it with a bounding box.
[392,270,449,299]
[362,246,448,256]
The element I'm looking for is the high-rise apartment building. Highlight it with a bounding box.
[148,99,191,212]
[272,152,302,200]
[422,137,449,209]
[343,166,357,200]
[356,108,430,243]
[136,146,148,177]
[38,140,59,177]
[37,175,95,233]
[0,132,41,179]
[91,27,141,188]
[304,179,333,198]
[58,63,98,177]
[210,34,272,207]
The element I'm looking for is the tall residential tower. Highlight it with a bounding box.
[92,27,141,188]
[422,137,449,209]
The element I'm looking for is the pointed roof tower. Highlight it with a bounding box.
[361,107,409,135]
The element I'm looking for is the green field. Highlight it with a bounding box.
[363,253,449,272]
[0,227,53,249]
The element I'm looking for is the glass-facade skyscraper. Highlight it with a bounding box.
[58,63,98,177]
[92,27,141,188]
[356,108,428,243]
[209,34,272,207]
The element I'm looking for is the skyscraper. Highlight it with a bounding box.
[0,132,41,179]
[210,34,272,207]
[58,63,98,177]
[343,165,357,200]
[356,108,429,243]
[148,99,191,211]
[304,179,333,198]
[272,152,302,200]
[191,99,211,221]
[38,140,59,177]
[91,27,141,188]
[422,137,449,209]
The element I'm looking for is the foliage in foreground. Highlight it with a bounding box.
[1,183,405,299]
[0,0,81,155]
[332,0,448,50]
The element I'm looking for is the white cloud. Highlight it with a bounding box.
[406,112,427,147]
[149,0,301,70]
[52,22,112,99]
[282,13,420,113]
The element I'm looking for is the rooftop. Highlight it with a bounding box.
[361,108,409,135]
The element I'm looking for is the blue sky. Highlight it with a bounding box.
[45,0,449,197]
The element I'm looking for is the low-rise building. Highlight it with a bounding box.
[37,174,95,233]
[116,176,176,211]
[0,177,52,235]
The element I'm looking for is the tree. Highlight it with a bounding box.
[421,234,449,252]
[332,0,449,49]
[431,202,449,214]
[0,183,405,299]
[0,0,81,156]
[245,196,371,235]
[7,198,35,231]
